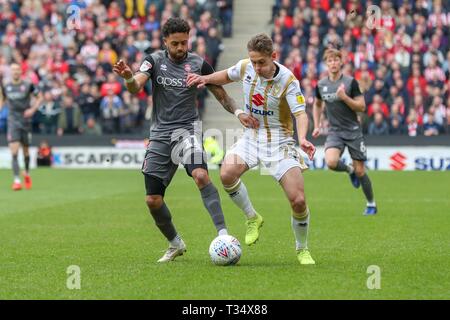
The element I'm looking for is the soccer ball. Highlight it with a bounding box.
[209,235,242,266]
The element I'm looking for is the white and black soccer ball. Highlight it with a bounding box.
[209,235,241,266]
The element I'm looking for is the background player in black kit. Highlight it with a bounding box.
[313,48,377,215]
[0,63,43,191]
[113,18,259,262]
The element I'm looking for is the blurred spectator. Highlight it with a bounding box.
[82,116,102,136]
[100,88,123,134]
[423,112,442,136]
[389,115,406,135]
[37,91,61,134]
[368,112,389,136]
[57,95,82,136]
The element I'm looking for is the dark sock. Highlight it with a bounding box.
[149,203,178,241]
[358,174,374,203]
[12,155,20,178]
[200,183,227,232]
[332,160,351,173]
[24,156,30,173]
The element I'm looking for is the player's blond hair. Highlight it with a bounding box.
[247,33,273,56]
[323,48,343,61]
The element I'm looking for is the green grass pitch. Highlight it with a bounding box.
[0,169,449,299]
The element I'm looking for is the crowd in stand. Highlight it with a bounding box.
[272,0,450,136]
[0,0,232,136]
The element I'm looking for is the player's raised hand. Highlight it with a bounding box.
[312,128,320,138]
[113,60,133,80]
[238,113,260,129]
[186,73,207,88]
[336,83,346,100]
[300,138,316,161]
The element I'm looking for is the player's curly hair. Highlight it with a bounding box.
[247,33,273,56]
[162,17,190,38]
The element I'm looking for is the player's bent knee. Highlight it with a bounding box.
[291,195,306,213]
[326,159,338,169]
[146,195,163,210]
[355,166,366,177]
[192,168,210,187]
[220,168,238,186]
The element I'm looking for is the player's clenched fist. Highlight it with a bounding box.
[113,60,133,80]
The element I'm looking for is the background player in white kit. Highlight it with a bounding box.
[188,34,316,265]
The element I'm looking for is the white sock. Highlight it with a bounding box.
[169,234,183,248]
[367,201,376,207]
[14,177,21,183]
[224,179,257,219]
[291,208,310,251]
[218,228,228,236]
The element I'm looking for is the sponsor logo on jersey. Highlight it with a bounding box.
[251,93,265,106]
[139,60,152,72]
[245,104,274,116]
[321,92,338,102]
[161,64,168,71]
[156,76,185,88]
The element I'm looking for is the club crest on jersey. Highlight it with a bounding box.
[161,64,168,71]
[323,86,328,92]
[140,60,152,72]
[184,64,191,72]
[21,85,26,92]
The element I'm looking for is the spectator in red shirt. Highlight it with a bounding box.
[100,73,122,97]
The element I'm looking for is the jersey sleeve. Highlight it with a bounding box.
[227,59,249,82]
[137,55,155,78]
[201,60,215,75]
[350,78,362,98]
[285,80,306,116]
[315,85,322,100]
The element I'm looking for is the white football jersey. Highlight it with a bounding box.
[227,59,306,144]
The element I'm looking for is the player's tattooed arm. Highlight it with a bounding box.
[207,85,259,129]
[207,84,237,114]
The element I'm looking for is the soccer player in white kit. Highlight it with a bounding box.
[187,33,316,264]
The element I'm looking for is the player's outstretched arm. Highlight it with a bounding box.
[186,70,233,89]
[296,111,316,161]
[207,84,259,129]
[312,98,324,138]
[113,60,149,94]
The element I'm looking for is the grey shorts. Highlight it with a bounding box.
[7,124,32,146]
[325,134,367,161]
[142,134,208,187]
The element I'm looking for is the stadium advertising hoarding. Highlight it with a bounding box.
[1,146,450,171]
